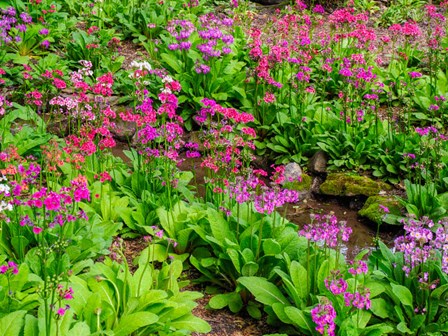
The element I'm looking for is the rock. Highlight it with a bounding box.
[283,162,302,183]
[283,173,312,199]
[111,119,137,142]
[308,150,328,173]
[358,196,403,225]
[319,173,391,197]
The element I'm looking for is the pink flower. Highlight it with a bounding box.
[56,308,66,316]
[33,227,43,234]
[44,192,61,211]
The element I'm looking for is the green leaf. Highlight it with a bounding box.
[263,239,282,255]
[284,306,313,332]
[242,262,259,276]
[410,314,425,332]
[361,323,394,336]
[391,283,413,307]
[0,310,27,336]
[290,261,308,300]
[67,322,91,336]
[238,277,289,306]
[370,298,391,318]
[160,53,182,73]
[397,321,412,334]
[272,302,293,324]
[247,304,262,319]
[207,208,232,245]
[114,312,158,336]
[209,293,232,310]
[169,315,211,333]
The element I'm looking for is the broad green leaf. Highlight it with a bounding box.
[284,306,313,332]
[361,323,395,336]
[370,298,391,318]
[263,239,282,255]
[23,314,38,336]
[410,314,425,331]
[238,277,288,306]
[272,302,293,324]
[169,315,211,333]
[0,310,27,336]
[114,312,158,336]
[397,321,412,334]
[207,208,231,245]
[160,53,182,73]
[391,283,413,307]
[247,304,262,319]
[290,261,308,300]
[209,293,232,309]
[241,262,259,276]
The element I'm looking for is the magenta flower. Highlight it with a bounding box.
[311,302,336,336]
[33,227,43,234]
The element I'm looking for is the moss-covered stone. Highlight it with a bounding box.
[319,173,391,197]
[283,173,312,191]
[358,196,403,225]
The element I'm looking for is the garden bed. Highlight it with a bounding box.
[1,0,448,335]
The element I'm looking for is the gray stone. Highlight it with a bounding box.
[308,150,328,173]
[283,162,302,183]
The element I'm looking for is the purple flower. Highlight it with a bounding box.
[339,68,352,77]
[299,214,352,248]
[409,71,422,78]
[348,260,368,275]
[325,270,348,295]
[39,28,49,35]
[311,302,336,336]
[15,24,27,32]
[313,4,325,14]
[41,40,50,49]
[19,12,32,23]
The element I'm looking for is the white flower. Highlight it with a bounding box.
[0,200,12,212]
[130,60,152,72]
[0,183,10,195]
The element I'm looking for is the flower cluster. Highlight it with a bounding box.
[299,213,352,248]
[166,19,195,50]
[0,260,18,275]
[394,217,448,276]
[196,13,234,65]
[344,286,371,309]
[311,301,336,336]
[325,270,348,295]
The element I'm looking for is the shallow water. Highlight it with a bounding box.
[287,196,399,259]
[111,146,399,258]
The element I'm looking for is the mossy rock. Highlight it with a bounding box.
[283,173,312,191]
[358,196,403,225]
[319,173,391,197]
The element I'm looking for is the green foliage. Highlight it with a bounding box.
[190,205,305,315]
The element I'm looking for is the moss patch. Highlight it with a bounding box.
[358,196,403,225]
[320,173,391,197]
[283,173,312,191]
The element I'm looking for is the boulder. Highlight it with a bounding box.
[307,150,328,173]
[358,196,403,225]
[283,162,302,183]
[319,172,391,197]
